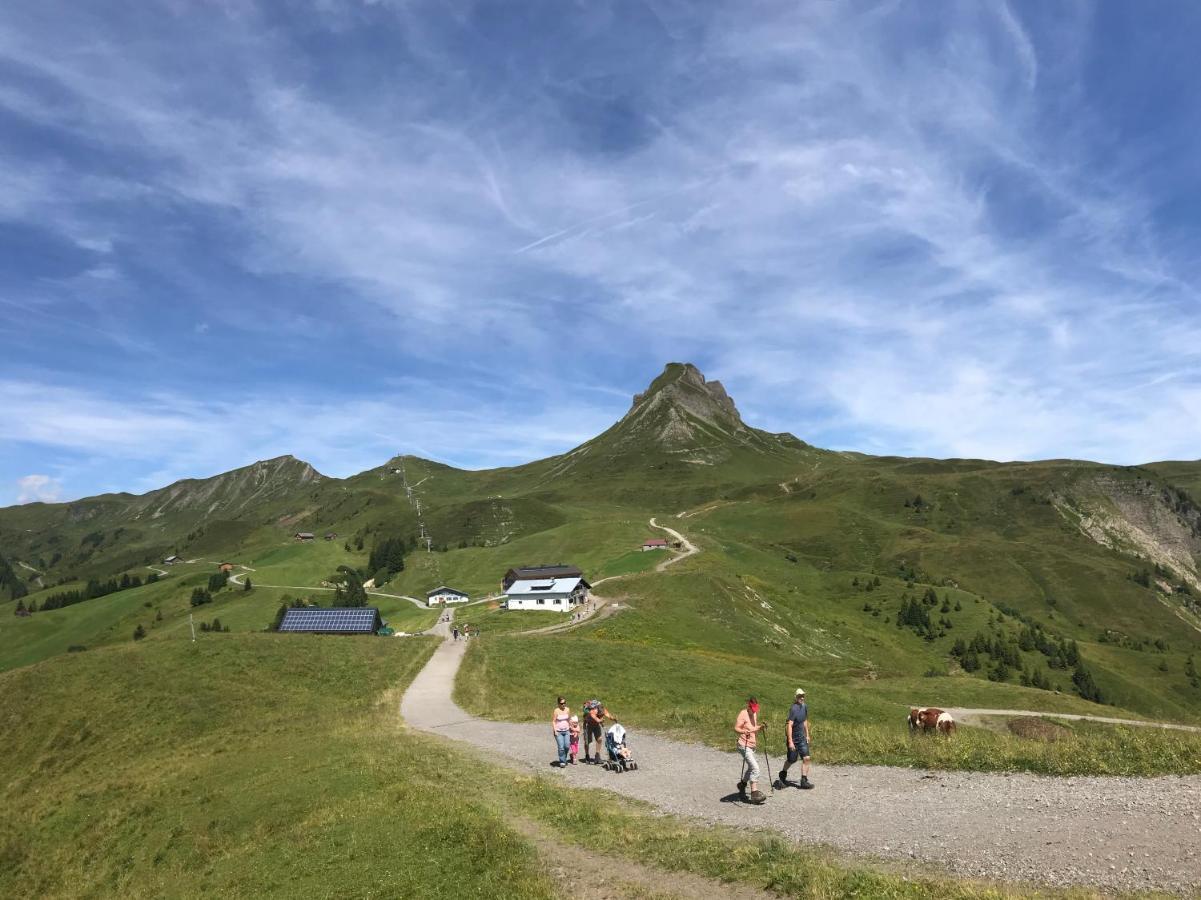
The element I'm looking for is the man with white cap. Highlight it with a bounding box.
[778,687,814,789]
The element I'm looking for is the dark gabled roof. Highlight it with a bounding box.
[505,564,582,580]
[278,607,381,634]
[426,586,467,597]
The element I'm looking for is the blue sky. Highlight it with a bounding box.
[3,1,1201,505]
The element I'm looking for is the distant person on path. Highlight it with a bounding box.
[568,714,581,764]
[778,688,814,789]
[735,696,766,804]
[551,697,572,768]
[451,627,459,641]
[583,699,613,763]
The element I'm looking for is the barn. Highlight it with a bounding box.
[277,607,383,634]
[642,538,669,551]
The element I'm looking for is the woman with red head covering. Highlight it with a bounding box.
[734,696,766,803]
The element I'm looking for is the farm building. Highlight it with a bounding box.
[505,574,591,611]
[294,532,315,542]
[324,532,337,541]
[642,538,669,551]
[163,555,182,565]
[217,562,234,573]
[426,586,469,606]
[502,564,582,592]
[277,607,383,634]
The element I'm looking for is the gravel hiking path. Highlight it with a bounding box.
[402,637,1201,895]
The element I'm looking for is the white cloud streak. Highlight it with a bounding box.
[0,0,1199,489]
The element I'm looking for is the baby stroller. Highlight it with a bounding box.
[602,723,638,772]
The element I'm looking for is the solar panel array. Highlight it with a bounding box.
[278,607,381,633]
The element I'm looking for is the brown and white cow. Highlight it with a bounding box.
[908,707,956,734]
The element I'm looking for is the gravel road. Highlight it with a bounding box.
[402,637,1201,895]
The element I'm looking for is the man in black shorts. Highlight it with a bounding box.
[778,687,814,789]
[583,699,611,763]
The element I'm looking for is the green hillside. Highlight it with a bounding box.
[3,361,1201,766]
[2,635,1087,900]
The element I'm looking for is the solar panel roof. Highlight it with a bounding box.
[278,607,381,633]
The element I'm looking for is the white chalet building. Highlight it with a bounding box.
[426,586,469,607]
[504,575,591,611]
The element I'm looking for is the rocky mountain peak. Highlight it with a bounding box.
[628,362,744,430]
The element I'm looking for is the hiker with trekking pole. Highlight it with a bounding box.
[777,687,814,790]
[734,696,769,804]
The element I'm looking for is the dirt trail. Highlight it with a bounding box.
[509,814,775,900]
[227,565,428,608]
[945,707,1201,733]
[649,517,698,571]
[402,636,1201,895]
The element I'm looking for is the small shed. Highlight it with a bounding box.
[278,607,382,634]
[295,532,315,542]
[218,562,234,573]
[426,586,470,606]
[642,538,669,551]
[164,555,182,565]
[324,532,337,541]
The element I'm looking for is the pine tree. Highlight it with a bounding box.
[244,578,253,592]
[133,624,146,641]
[14,598,25,615]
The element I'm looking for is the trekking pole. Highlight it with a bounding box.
[762,724,774,793]
[735,738,748,792]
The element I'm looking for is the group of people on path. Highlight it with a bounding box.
[550,696,615,768]
[547,688,814,802]
[736,688,814,804]
[451,624,477,641]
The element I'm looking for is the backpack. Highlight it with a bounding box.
[583,699,602,721]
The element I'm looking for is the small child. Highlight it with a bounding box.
[568,715,581,764]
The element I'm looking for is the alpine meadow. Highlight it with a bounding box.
[4,363,1201,896]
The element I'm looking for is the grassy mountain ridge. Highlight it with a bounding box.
[2,362,1200,734]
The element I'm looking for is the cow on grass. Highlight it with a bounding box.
[908,707,956,734]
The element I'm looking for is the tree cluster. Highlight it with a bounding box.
[190,587,213,607]
[894,588,953,640]
[0,557,27,601]
[334,565,369,607]
[27,573,144,613]
[207,571,230,593]
[367,537,406,586]
[199,618,230,633]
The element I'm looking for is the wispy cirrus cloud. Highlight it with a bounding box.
[2,1,1201,504]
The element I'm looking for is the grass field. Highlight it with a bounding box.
[0,635,1114,899]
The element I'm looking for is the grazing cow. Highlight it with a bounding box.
[935,711,956,734]
[907,707,948,733]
